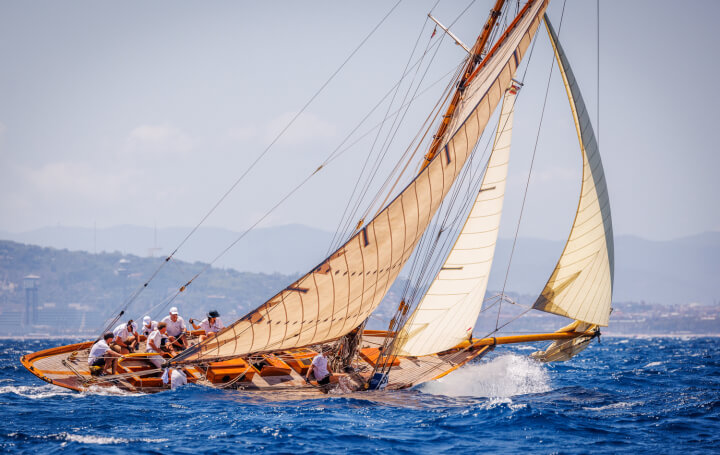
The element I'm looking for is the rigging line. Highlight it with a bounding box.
[173,164,326,295]
[324,62,462,255]
[331,60,462,254]
[380,117,500,366]
[359,0,480,221]
[356,30,456,229]
[331,0,479,251]
[324,52,459,254]
[97,2,404,334]
[368,62,464,226]
[496,0,567,331]
[328,13,437,253]
[400,88,517,311]
[168,67,462,322]
[170,0,404,261]
[360,0,481,222]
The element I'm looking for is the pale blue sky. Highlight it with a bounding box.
[0,0,717,242]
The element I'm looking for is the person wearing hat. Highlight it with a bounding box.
[305,345,334,387]
[111,319,140,354]
[190,310,225,341]
[160,306,188,350]
[140,315,157,340]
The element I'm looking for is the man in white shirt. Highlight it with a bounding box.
[305,346,333,386]
[190,310,225,341]
[160,307,187,351]
[140,315,157,338]
[111,319,140,354]
[88,332,122,375]
[146,322,176,369]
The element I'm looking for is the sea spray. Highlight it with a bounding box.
[419,354,551,398]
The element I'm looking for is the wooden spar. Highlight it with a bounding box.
[465,330,597,349]
[419,0,507,172]
[429,330,597,380]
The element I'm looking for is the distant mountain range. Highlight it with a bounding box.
[1,225,718,306]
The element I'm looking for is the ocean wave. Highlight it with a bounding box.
[0,384,76,400]
[5,432,168,445]
[82,385,144,397]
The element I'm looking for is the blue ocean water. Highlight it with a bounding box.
[1,337,718,454]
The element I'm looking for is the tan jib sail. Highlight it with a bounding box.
[531,14,614,326]
[396,85,517,357]
[173,0,549,364]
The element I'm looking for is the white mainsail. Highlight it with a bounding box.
[174,0,549,364]
[396,85,517,357]
[531,14,614,326]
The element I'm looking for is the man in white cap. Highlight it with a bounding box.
[140,315,157,338]
[160,306,187,350]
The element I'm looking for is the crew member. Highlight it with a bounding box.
[190,310,225,341]
[88,332,122,375]
[141,315,157,339]
[305,345,333,386]
[111,319,140,354]
[160,307,187,350]
[146,322,175,369]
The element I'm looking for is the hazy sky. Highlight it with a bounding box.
[1,0,718,242]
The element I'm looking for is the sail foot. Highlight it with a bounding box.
[530,321,598,362]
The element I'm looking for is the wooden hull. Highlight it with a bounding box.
[20,330,593,395]
[19,331,493,395]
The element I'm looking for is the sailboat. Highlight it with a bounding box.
[21,0,613,395]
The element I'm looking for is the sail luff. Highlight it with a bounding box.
[171,0,549,365]
[396,84,518,357]
[531,14,614,326]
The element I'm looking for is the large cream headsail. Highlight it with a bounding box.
[174,0,550,364]
[532,14,614,326]
[396,85,517,357]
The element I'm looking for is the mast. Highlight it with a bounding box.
[420,0,507,172]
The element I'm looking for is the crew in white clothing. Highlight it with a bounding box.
[146,322,175,368]
[88,332,122,375]
[190,310,225,341]
[305,346,333,386]
[111,319,140,354]
[160,307,187,350]
[170,368,188,390]
[141,316,157,337]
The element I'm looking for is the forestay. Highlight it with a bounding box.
[173,0,549,364]
[532,14,614,326]
[396,86,517,357]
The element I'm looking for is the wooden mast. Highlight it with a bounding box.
[419,0,507,172]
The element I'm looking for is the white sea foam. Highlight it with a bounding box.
[83,385,144,397]
[583,401,635,412]
[64,434,130,444]
[60,433,168,444]
[420,354,551,398]
[0,384,76,399]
